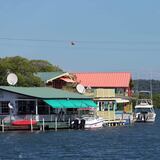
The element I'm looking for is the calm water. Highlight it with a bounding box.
[0,111,160,160]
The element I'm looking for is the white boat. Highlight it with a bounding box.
[71,115,104,129]
[81,116,104,129]
[134,91,156,122]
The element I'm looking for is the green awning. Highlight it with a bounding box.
[70,100,88,108]
[82,100,97,107]
[44,99,97,108]
[58,100,75,108]
[44,100,62,108]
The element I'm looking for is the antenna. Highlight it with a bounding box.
[7,73,18,86]
[76,84,86,94]
[150,72,153,101]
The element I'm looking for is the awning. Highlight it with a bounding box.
[70,100,88,108]
[77,108,96,111]
[44,100,62,108]
[82,100,97,107]
[44,99,97,108]
[58,100,75,108]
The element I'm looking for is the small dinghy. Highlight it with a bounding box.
[12,119,37,126]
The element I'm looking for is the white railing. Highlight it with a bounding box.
[2,114,78,123]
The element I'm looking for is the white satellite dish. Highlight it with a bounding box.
[76,84,86,94]
[7,73,18,85]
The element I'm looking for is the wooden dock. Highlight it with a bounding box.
[0,121,70,132]
[103,120,126,127]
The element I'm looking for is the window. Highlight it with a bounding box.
[0,101,10,115]
[38,100,56,115]
[17,101,36,114]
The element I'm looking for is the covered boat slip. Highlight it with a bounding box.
[0,86,97,128]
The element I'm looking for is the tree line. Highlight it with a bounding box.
[0,56,62,86]
[133,80,160,108]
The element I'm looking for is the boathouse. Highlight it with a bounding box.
[0,86,97,130]
[74,72,133,121]
[36,72,133,122]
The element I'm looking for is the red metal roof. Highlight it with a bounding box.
[74,72,131,88]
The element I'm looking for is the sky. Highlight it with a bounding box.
[0,0,160,79]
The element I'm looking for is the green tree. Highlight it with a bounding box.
[30,60,62,72]
[0,56,62,87]
[153,93,160,108]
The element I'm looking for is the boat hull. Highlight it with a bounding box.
[71,117,104,129]
[85,120,104,129]
[83,117,104,129]
[134,113,156,122]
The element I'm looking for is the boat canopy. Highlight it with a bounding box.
[43,99,97,108]
[135,105,154,109]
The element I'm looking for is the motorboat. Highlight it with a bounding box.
[3,115,37,126]
[134,91,156,122]
[81,116,104,129]
[71,115,104,129]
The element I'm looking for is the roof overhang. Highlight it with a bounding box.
[60,77,75,83]
[135,105,153,109]
[46,72,70,83]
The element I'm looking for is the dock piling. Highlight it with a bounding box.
[2,120,4,132]
[30,118,33,132]
[68,118,70,128]
[55,117,57,131]
[42,118,45,132]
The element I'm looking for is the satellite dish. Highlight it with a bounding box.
[76,84,86,94]
[7,73,18,85]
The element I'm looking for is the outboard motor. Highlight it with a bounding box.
[73,119,79,129]
[143,113,148,122]
[137,113,143,121]
[80,119,85,129]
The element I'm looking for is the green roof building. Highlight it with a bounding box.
[0,86,97,123]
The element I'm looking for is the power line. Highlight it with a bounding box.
[0,37,67,43]
[0,37,160,45]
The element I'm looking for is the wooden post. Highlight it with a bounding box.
[43,118,45,132]
[51,115,53,122]
[55,117,57,131]
[2,120,4,132]
[113,101,116,121]
[108,103,110,122]
[35,99,39,121]
[30,118,33,132]
[68,118,70,127]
